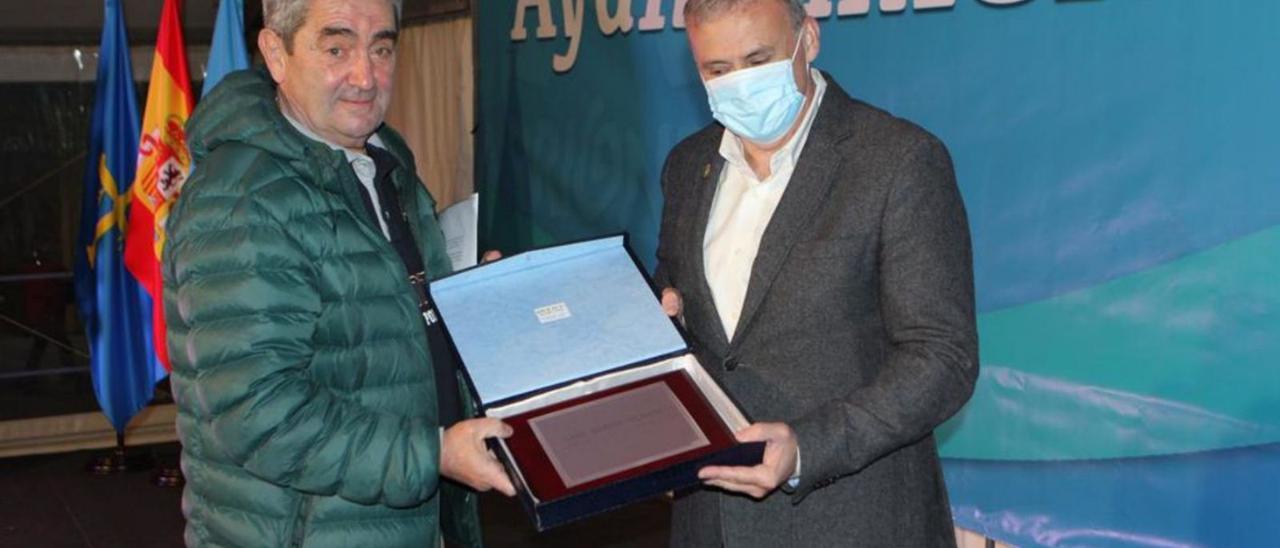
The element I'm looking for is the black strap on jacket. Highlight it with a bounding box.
[354,145,463,427]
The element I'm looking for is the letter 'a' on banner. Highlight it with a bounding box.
[124,0,194,373]
[72,0,164,433]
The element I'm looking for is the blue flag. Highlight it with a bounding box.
[201,0,249,97]
[73,0,163,433]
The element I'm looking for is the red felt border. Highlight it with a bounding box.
[500,370,736,501]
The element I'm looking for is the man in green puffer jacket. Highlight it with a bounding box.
[163,0,514,546]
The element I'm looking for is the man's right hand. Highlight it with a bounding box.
[440,418,517,496]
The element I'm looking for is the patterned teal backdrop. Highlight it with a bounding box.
[475,1,1280,545]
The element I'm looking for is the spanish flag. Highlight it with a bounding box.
[124,0,193,372]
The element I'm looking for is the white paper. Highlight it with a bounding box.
[438,192,479,271]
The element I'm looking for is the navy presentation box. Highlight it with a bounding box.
[430,235,764,531]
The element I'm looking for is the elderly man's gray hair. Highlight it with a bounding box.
[264,0,403,52]
[684,0,807,29]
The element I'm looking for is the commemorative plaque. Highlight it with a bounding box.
[430,236,764,530]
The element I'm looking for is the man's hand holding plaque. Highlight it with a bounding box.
[441,417,517,496]
[698,422,798,499]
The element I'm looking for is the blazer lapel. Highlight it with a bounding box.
[729,81,855,349]
[689,152,731,353]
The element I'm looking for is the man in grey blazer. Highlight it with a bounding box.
[654,0,979,545]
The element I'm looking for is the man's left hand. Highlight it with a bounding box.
[697,422,797,499]
[660,287,683,319]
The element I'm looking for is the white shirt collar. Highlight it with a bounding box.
[280,102,392,239]
[717,69,828,183]
[279,104,386,162]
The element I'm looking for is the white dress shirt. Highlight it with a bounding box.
[703,70,826,486]
[703,69,827,341]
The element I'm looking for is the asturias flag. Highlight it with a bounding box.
[201,0,250,97]
[73,0,164,433]
[124,0,194,372]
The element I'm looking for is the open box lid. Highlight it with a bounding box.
[430,236,688,407]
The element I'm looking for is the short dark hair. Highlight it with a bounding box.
[264,0,403,52]
[684,0,807,29]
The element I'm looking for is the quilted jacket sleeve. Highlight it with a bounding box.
[164,146,440,508]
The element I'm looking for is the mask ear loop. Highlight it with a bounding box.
[792,27,810,75]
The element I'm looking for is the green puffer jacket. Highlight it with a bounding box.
[163,68,481,548]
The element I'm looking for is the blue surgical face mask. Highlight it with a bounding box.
[704,32,807,144]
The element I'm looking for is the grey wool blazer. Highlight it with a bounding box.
[654,76,979,548]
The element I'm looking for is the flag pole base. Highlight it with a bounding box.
[152,465,185,488]
[85,447,156,475]
[85,451,129,475]
[85,432,155,475]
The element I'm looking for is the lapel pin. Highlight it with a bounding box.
[701,163,712,180]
